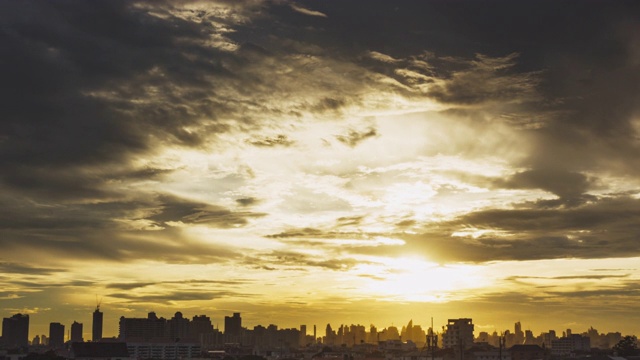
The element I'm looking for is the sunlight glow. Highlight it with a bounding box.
[359,257,490,302]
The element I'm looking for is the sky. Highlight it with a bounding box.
[1,0,640,340]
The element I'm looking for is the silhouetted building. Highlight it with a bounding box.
[71,321,84,343]
[119,312,168,341]
[189,315,215,347]
[2,313,30,348]
[69,341,130,360]
[524,330,535,345]
[510,344,544,360]
[515,322,524,345]
[168,312,190,341]
[224,312,242,343]
[93,307,103,342]
[300,325,307,346]
[49,322,65,348]
[442,318,474,349]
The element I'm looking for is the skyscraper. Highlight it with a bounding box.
[300,325,307,346]
[224,312,242,342]
[92,306,103,342]
[49,322,65,348]
[515,321,524,345]
[71,321,83,342]
[1,313,29,348]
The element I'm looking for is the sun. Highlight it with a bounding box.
[357,256,491,302]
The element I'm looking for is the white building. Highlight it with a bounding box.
[126,341,201,359]
[551,335,591,357]
[442,319,474,350]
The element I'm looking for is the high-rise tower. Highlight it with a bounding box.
[49,322,65,348]
[224,312,242,342]
[92,305,103,342]
[71,321,83,342]
[1,313,29,348]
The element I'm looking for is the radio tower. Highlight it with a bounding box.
[426,317,438,360]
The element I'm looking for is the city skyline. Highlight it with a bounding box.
[2,308,636,345]
[2,0,640,341]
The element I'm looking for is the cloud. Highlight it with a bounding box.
[494,169,597,203]
[0,262,65,276]
[310,97,348,113]
[147,194,266,228]
[245,250,363,271]
[506,274,630,281]
[106,282,157,291]
[289,4,327,18]
[336,127,379,147]
[393,195,640,263]
[248,134,295,147]
[108,290,251,304]
[105,279,252,291]
[265,195,640,265]
[0,192,261,264]
[236,197,260,206]
[544,281,640,298]
[426,53,541,106]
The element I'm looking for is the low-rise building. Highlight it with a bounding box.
[69,342,131,360]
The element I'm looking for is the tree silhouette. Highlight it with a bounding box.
[612,336,638,356]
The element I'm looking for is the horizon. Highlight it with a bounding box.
[2,0,640,344]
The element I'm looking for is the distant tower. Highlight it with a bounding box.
[300,325,307,346]
[514,322,524,344]
[71,321,83,342]
[92,300,103,342]
[49,322,65,348]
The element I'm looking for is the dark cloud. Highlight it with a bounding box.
[245,250,363,271]
[0,1,230,169]
[495,169,597,202]
[8,279,96,289]
[236,197,260,206]
[336,127,378,147]
[266,227,326,239]
[270,196,640,264]
[106,279,252,290]
[394,195,640,263]
[247,135,295,147]
[505,274,630,281]
[108,290,251,304]
[336,215,365,227]
[0,191,262,264]
[426,53,540,105]
[0,0,269,205]
[148,194,266,227]
[0,262,65,276]
[106,282,157,291]
[544,281,640,298]
[310,97,348,113]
